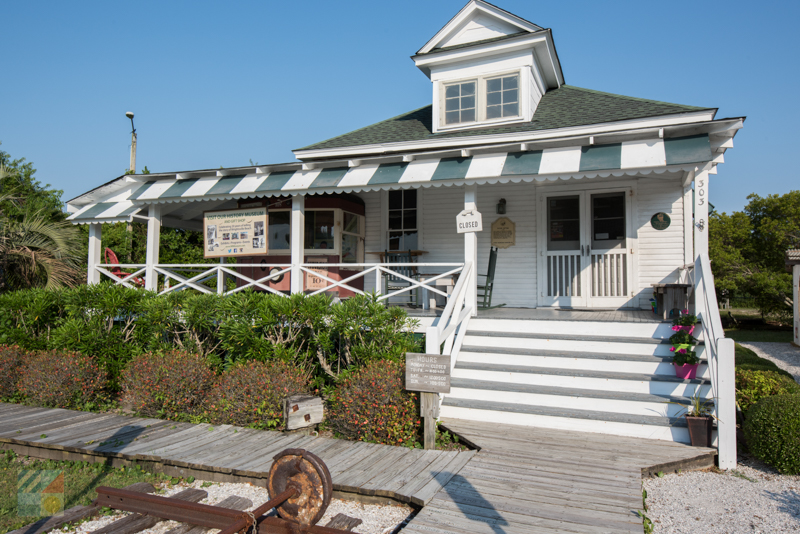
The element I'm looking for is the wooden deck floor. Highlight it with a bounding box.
[405,419,716,534]
[0,403,473,506]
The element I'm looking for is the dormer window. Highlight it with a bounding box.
[445,81,477,125]
[438,72,522,129]
[486,75,519,119]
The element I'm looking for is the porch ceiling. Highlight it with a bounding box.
[68,134,711,225]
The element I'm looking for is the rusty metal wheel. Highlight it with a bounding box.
[267,448,332,526]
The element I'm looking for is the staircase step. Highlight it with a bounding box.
[467,330,704,345]
[460,345,708,363]
[467,329,676,344]
[456,361,709,384]
[450,377,701,405]
[458,348,709,378]
[462,334,704,358]
[441,397,687,428]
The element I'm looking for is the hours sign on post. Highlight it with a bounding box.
[457,209,482,234]
[405,353,451,394]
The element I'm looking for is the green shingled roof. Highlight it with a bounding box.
[297,85,714,152]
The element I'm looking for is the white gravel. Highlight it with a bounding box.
[643,457,800,533]
[739,342,800,382]
[642,341,800,533]
[51,480,413,534]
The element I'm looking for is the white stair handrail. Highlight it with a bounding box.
[694,252,736,470]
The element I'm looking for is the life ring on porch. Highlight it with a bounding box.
[260,259,285,284]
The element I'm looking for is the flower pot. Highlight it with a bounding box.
[686,415,713,447]
[671,325,695,335]
[674,363,699,379]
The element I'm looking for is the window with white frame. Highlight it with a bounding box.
[486,75,519,119]
[444,81,477,125]
[387,190,418,251]
[341,211,364,263]
[440,72,520,128]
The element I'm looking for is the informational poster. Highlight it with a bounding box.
[306,257,329,290]
[491,217,516,249]
[203,207,267,258]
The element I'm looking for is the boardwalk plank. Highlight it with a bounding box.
[412,450,476,505]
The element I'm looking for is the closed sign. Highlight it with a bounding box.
[457,209,483,234]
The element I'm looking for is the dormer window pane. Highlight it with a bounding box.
[444,81,477,124]
[486,75,519,119]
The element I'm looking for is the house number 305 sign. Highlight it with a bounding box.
[457,209,483,233]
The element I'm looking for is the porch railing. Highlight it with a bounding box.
[694,252,736,469]
[93,262,467,304]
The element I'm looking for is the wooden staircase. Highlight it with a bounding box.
[440,317,711,444]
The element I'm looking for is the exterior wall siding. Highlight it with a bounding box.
[635,177,686,308]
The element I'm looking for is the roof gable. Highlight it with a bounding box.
[418,0,543,54]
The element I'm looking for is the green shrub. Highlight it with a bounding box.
[202,360,311,429]
[327,360,420,446]
[0,345,25,399]
[120,350,215,419]
[743,394,800,474]
[735,368,800,413]
[17,350,108,409]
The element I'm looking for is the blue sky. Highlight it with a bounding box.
[1,0,796,214]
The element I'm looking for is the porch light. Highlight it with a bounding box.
[496,198,506,214]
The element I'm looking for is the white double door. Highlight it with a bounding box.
[537,188,634,308]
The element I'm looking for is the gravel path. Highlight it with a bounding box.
[642,341,800,533]
[643,456,800,533]
[50,480,413,534]
[739,342,800,382]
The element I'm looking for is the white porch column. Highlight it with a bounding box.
[145,204,162,292]
[683,185,694,266]
[87,223,102,285]
[693,164,712,262]
[464,184,478,316]
[290,194,305,294]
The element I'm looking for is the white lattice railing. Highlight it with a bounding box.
[93,262,467,303]
[694,252,736,469]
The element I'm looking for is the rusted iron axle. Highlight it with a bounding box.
[93,449,340,534]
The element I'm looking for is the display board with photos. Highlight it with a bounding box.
[203,207,268,258]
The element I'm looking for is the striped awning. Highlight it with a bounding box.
[69,134,711,224]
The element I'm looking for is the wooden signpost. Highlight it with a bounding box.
[405,353,451,449]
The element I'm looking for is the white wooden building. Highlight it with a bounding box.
[67,1,742,466]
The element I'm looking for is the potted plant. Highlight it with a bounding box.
[672,348,701,379]
[667,392,717,447]
[672,313,697,335]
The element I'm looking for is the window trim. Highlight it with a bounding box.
[437,69,523,130]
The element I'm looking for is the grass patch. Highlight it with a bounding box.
[735,343,794,379]
[0,450,173,534]
[725,329,793,343]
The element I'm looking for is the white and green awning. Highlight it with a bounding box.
[69,134,712,224]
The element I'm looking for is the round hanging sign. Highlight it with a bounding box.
[651,212,671,230]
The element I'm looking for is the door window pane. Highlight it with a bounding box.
[591,192,626,249]
[343,211,359,234]
[342,234,359,263]
[547,196,580,251]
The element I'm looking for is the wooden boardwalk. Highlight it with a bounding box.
[404,419,716,534]
[0,403,474,506]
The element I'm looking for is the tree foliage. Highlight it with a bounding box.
[710,191,800,317]
[0,143,65,223]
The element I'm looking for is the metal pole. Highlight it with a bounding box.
[130,131,137,174]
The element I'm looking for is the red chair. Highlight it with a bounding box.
[104,248,145,286]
